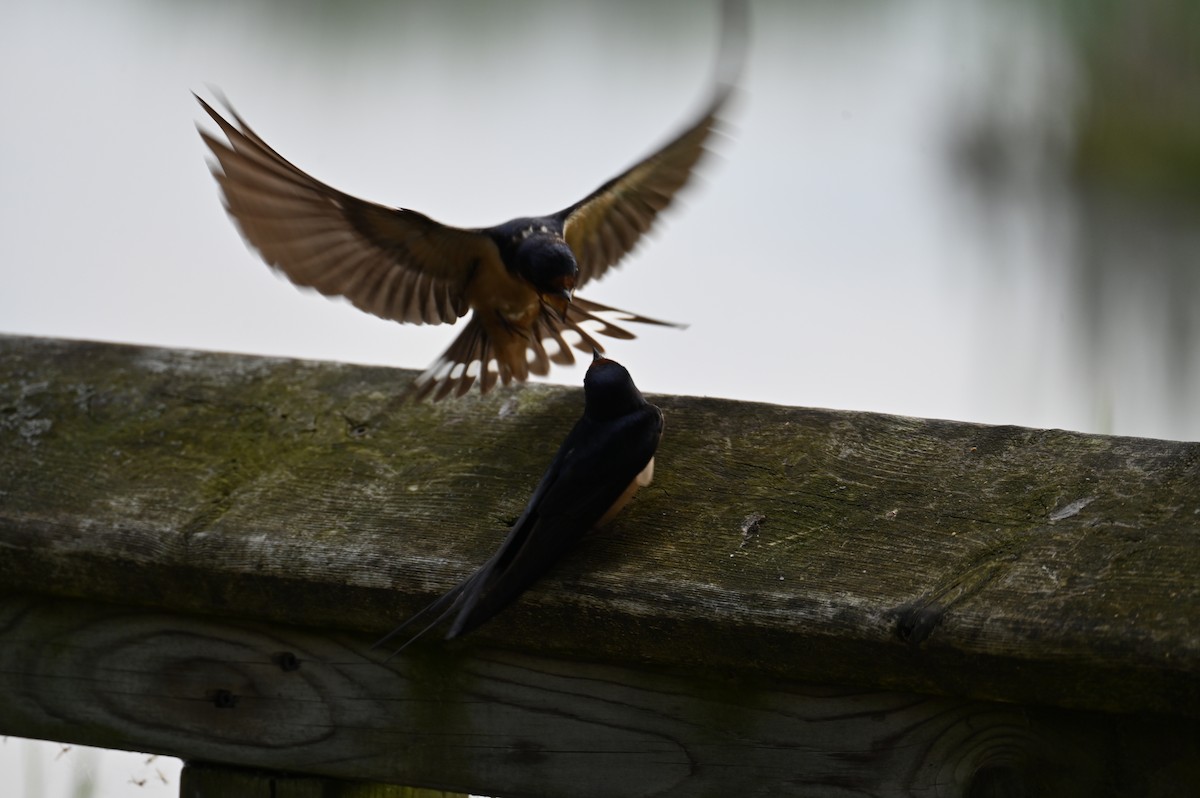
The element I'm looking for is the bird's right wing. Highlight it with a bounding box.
[197,95,497,326]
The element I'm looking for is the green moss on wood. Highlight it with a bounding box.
[2,334,1199,720]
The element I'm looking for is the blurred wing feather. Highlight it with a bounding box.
[557,0,745,287]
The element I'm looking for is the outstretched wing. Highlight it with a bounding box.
[197,94,497,325]
[556,0,747,288]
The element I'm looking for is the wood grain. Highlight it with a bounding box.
[4,595,1195,797]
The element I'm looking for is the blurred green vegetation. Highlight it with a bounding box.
[1056,0,1200,202]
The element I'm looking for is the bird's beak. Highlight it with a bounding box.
[556,287,573,303]
[591,347,603,363]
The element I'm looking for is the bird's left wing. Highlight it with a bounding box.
[197,95,496,326]
[555,0,746,288]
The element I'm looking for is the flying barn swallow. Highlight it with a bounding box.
[196,0,745,400]
[374,352,662,655]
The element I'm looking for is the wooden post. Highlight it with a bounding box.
[2,334,1198,796]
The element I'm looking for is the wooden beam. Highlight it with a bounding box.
[2,333,1199,794]
[4,594,1197,797]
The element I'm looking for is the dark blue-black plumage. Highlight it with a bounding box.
[375,353,662,653]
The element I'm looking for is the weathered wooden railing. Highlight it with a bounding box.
[1,334,1197,797]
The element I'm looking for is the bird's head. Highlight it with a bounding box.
[517,236,578,319]
[584,349,646,420]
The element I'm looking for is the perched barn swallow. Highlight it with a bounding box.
[196,1,745,400]
[375,352,662,655]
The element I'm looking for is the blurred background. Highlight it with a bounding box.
[2,0,1197,794]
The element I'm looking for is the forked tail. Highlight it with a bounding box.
[407,298,684,401]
